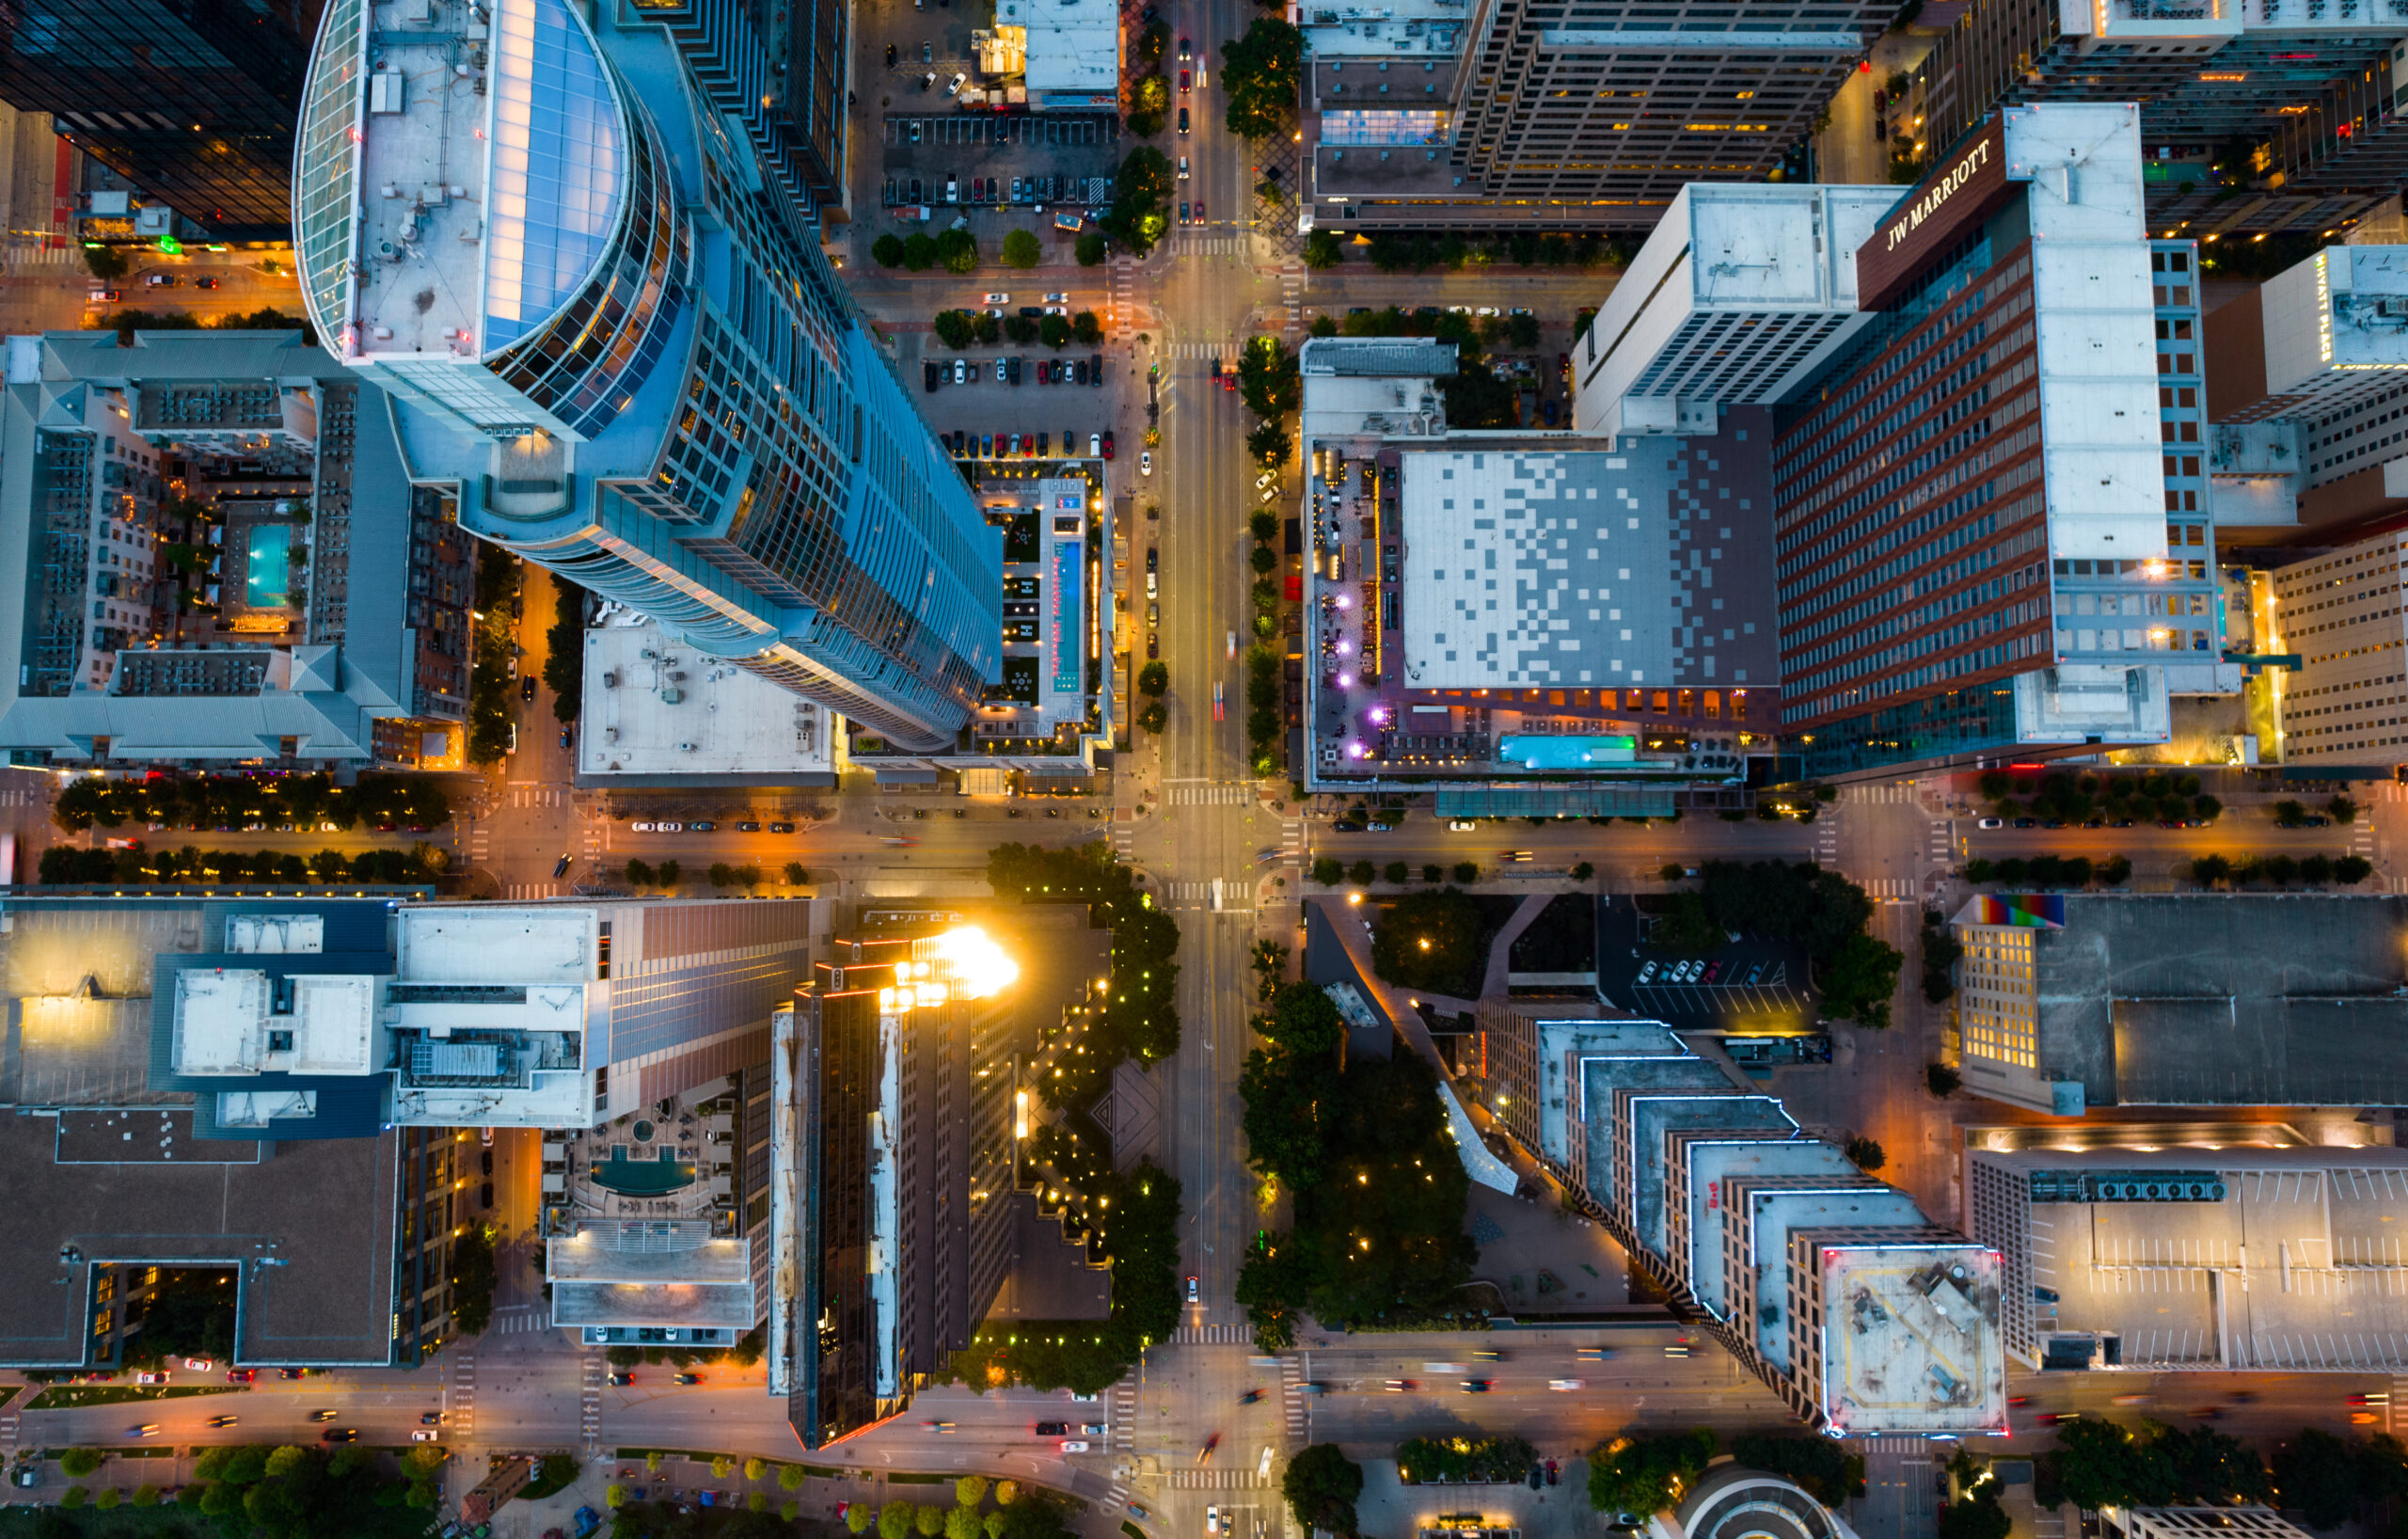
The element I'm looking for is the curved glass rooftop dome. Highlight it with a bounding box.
[290,0,635,367]
[483,0,626,353]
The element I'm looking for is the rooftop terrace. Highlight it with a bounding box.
[302,0,625,362]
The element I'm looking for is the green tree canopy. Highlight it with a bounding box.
[936,228,978,273]
[1369,886,1485,996]
[1237,335,1301,418]
[1220,19,1303,139]
[1002,229,1042,268]
[1587,1430,1718,1520]
[1281,1444,1365,1534]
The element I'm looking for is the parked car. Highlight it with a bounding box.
[322,1429,359,1444]
[769,821,796,833]
[411,1430,442,1443]
[673,1372,701,1386]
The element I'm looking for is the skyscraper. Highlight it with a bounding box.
[1898,0,2408,237]
[772,923,1022,1449]
[0,0,316,241]
[1301,0,1888,232]
[292,0,998,752]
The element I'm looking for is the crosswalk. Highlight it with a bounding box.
[501,882,566,899]
[1861,877,1919,901]
[1110,1385,1136,1452]
[486,1305,552,1335]
[579,1348,604,1453]
[7,244,80,269]
[506,785,570,808]
[0,786,39,807]
[467,819,489,867]
[1280,262,1303,331]
[1927,820,1954,869]
[1163,341,1229,360]
[1162,880,1249,912]
[1164,782,1254,805]
[450,1347,477,1443]
[1170,235,1246,258]
[1167,1324,1250,1343]
[1849,781,1924,804]
[1161,1470,1270,1490]
[1814,817,1838,867]
[1113,815,1138,864]
[1109,257,1135,336]
[1,1398,20,1468]
[1279,1355,1307,1443]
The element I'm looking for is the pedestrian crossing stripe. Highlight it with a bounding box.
[1163,1471,1270,1489]
[1167,1324,1249,1342]
[1165,784,1254,805]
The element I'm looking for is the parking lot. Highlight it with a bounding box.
[1620,958,1813,1025]
[883,114,1117,149]
[1596,896,1817,1032]
[892,329,1135,495]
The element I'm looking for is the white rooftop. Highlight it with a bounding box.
[171,970,270,1075]
[396,906,597,986]
[2007,103,2166,564]
[1398,450,1672,690]
[169,969,379,1077]
[580,611,835,779]
[290,976,377,1074]
[1819,1244,2010,1436]
[307,0,625,362]
[1010,0,1120,99]
[2263,246,2408,395]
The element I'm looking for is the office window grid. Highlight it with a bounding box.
[1628,308,1856,404]
[2271,532,2408,759]
[1450,0,1883,204]
[1772,239,2052,726]
[1958,926,2038,1070]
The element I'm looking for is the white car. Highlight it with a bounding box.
[183,1358,214,1372]
[1549,1378,1585,1392]
[995,357,1007,383]
[1636,961,1658,983]
[1226,630,1236,658]
[1256,471,1276,488]
[1060,1440,1090,1453]
[953,358,969,385]
[984,293,1011,304]
[1449,819,1477,831]
[1090,432,1102,456]
[1178,155,1190,179]
[1977,817,2004,829]
[1207,1508,1221,1536]
[410,1430,441,1443]
[1140,450,1153,476]
[1258,1447,1274,1479]
[1476,305,1500,317]
[1043,291,1069,303]
[946,72,967,95]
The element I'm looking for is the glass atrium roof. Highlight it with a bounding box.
[483,0,626,352]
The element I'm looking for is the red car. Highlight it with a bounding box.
[1101,431,1116,460]
[226,1370,257,1384]
[1179,70,1191,91]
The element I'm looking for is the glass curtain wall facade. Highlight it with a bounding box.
[0,0,315,239]
[293,0,995,752]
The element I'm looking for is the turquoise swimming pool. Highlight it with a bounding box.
[591,1147,698,1197]
[246,539,291,609]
